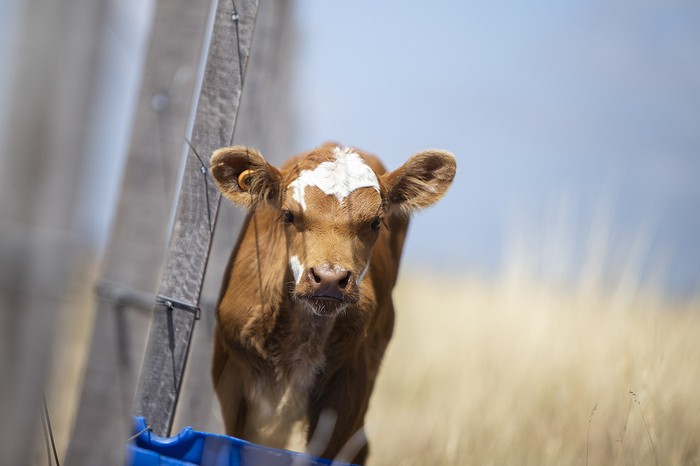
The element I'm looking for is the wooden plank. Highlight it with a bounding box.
[133,0,259,437]
[65,0,214,463]
[173,0,295,434]
[0,0,107,464]
[65,299,152,466]
[103,0,215,292]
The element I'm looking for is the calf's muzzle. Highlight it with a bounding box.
[308,264,351,301]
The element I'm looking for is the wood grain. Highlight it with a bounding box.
[173,0,295,434]
[133,0,259,437]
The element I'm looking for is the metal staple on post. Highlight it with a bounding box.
[155,295,201,320]
[185,137,214,234]
[230,0,240,21]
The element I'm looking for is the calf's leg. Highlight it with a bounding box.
[212,330,247,437]
[307,365,371,464]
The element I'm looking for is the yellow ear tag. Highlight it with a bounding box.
[237,169,254,191]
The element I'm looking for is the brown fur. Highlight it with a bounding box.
[210,143,455,464]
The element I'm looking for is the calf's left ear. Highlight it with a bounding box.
[383,150,456,217]
[210,146,282,209]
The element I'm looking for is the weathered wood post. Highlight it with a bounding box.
[132,0,259,437]
[0,0,108,464]
[172,0,295,433]
[65,0,216,464]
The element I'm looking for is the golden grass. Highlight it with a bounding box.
[366,272,700,466]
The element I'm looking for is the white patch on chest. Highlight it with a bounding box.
[289,255,304,284]
[288,146,380,210]
[246,382,309,449]
[245,338,329,449]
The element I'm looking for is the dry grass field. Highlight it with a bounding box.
[366,272,700,466]
[34,252,700,466]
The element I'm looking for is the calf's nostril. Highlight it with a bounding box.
[338,272,351,289]
[309,268,321,284]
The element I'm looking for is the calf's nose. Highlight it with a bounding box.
[309,265,351,300]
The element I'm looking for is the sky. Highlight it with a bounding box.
[290,1,700,296]
[7,0,696,297]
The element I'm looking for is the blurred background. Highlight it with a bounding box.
[8,0,698,296]
[291,1,700,298]
[1,0,699,465]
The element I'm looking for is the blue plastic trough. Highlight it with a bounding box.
[127,417,355,466]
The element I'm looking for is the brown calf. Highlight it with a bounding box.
[210,143,455,464]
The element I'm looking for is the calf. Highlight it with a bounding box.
[210,143,455,464]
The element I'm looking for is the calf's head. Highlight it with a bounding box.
[211,144,455,316]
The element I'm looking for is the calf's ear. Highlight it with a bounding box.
[383,149,456,217]
[210,146,282,208]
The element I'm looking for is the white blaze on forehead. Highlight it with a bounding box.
[289,255,304,284]
[288,146,380,210]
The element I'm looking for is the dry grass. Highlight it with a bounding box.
[366,272,700,466]
[37,255,700,466]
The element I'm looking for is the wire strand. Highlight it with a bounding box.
[230,0,245,81]
[42,394,61,466]
[41,399,53,466]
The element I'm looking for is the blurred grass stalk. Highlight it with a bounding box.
[366,201,699,465]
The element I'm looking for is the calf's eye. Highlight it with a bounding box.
[283,211,295,224]
[371,217,382,231]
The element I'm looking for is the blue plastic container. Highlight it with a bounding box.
[127,417,355,466]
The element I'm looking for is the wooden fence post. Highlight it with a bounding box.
[132,0,259,437]
[0,0,107,464]
[172,0,295,434]
[65,0,214,464]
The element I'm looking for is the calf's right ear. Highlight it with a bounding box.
[210,146,282,209]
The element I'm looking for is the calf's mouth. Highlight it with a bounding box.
[295,290,359,317]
